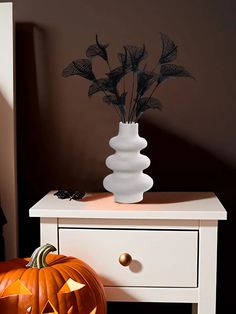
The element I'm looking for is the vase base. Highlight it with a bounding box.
[114,193,143,204]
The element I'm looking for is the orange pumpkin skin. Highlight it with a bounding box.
[0,245,106,314]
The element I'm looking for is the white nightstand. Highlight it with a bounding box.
[29,191,227,314]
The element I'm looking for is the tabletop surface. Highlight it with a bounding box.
[29,191,227,220]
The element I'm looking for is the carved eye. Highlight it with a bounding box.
[58,278,85,294]
[2,279,32,297]
[26,306,32,313]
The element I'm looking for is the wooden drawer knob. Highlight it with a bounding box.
[119,253,132,266]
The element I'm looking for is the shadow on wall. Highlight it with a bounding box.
[15,23,53,257]
[140,118,236,314]
[15,23,235,314]
[0,90,15,260]
[140,118,236,192]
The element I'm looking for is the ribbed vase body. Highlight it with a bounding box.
[103,123,153,203]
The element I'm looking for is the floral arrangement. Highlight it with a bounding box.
[62,33,193,123]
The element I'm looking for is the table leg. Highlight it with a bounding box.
[192,304,198,314]
[197,220,218,314]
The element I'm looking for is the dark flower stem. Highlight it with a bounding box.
[128,72,135,123]
[115,88,125,123]
[113,103,124,121]
[94,78,122,121]
[104,57,124,121]
[112,100,123,122]
[129,92,141,122]
[146,83,159,103]
[123,76,126,111]
[98,53,123,121]
[107,60,112,72]
[134,83,159,123]
[129,63,147,122]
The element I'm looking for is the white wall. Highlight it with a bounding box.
[0,2,17,259]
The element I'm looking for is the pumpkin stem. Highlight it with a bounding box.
[26,243,56,269]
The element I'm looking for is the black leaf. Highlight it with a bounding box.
[136,97,162,120]
[62,58,95,81]
[88,79,108,96]
[86,34,109,61]
[117,47,131,70]
[117,92,127,119]
[158,32,178,64]
[103,92,127,106]
[103,92,127,122]
[103,94,118,105]
[159,64,193,83]
[119,92,127,106]
[106,66,127,86]
[137,70,159,96]
[119,103,125,121]
[88,78,115,97]
[125,44,148,71]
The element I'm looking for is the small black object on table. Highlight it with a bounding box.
[54,190,85,201]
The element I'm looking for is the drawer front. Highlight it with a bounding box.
[59,228,198,288]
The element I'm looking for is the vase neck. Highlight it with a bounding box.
[119,122,139,137]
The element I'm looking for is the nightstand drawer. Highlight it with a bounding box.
[59,228,198,288]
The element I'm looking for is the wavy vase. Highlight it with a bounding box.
[103,122,153,203]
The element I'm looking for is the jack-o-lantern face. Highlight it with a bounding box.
[1,279,32,297]
[0,244,106,314]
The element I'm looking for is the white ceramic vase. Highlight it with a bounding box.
[103,122,153,203]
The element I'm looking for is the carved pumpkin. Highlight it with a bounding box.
[0,244,106,314]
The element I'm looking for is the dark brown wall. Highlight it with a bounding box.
[13,1,235,313]
[14,0,236,176]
